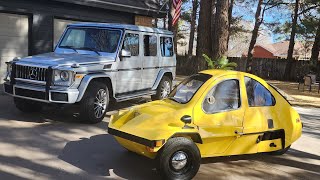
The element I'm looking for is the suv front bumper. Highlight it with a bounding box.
[4,83,79,104]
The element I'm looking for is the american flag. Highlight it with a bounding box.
[171,0,182,26]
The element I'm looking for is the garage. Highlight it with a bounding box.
[0,13,29,83]
[54,19,82,47]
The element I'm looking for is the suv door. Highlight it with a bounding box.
[194,74,245,157]
[141,33,159,89]
[116,32,142,94]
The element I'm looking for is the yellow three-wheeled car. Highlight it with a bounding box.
[108,70,302,180]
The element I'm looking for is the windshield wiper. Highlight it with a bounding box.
[60,46,78,53]
[78,47,101,56]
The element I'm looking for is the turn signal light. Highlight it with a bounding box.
[155,140,165,147]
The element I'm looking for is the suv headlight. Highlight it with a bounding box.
[53,70,74,86]
[4,62,12,81]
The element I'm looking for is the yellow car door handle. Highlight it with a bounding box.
[234,130,244,136]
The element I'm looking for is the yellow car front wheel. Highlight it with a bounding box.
[157,137,201,180]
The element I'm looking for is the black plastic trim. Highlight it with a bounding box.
[108,128,163,148]
[243,129,285,149]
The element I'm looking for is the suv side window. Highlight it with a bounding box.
[203,79,241,114]
[160,37,173,57]
[245,77,275,107]
[123,33,139,56]
[144,35,157,56]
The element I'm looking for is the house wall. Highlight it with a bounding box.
[253,46,276,59]
[0,0,135,55]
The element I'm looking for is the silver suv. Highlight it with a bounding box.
[4,23,176,123]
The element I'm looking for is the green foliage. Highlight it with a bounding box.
[202,54,238,70]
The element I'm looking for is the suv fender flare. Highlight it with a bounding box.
[76,74,113,102]
[151,69,174,90]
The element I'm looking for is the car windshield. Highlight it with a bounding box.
[59,28,121,53]
[168,73,212,104]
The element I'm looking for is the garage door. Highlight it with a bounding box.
[54,19,82,47]
[0,13,28,83]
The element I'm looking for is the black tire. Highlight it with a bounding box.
[79,81,109,124]
[268,145,291,155]
[151,76,172,101]
[157,137,201,180]
[14,97,43,113]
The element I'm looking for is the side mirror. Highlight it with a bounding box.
[181,115,192,124]
[120,49,131,58]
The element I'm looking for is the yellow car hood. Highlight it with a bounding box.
[109,100,193,140]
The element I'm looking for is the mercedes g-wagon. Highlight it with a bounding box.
[4,23,176,123]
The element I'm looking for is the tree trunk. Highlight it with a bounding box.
[188,0,198,59]
[212,0,229,60]
[311,19,320,65]
[246,0,263,73]
[211,0,216,58]
[284,0,299,80]
[227,0,234,49]
[196,0,212,71]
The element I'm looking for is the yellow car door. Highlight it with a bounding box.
[193,74,245,157]
[241,76,282,153]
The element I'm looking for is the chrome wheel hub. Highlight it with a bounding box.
[171,151,188,171]
[94,89,108,118]
[161,81,171,98]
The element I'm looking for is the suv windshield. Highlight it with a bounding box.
[59,28,121,53]
[168,73,212,104]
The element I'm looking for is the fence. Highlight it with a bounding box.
[176,56,320,81]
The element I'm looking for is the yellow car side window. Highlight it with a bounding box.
[244,77,275,107]
[202,79,241,114]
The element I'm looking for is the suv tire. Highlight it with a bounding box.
[14,97,43,113]
[151,76,172,101]
[157,137,201,180]
[79,81,109,124]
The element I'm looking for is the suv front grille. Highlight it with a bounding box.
[15,65,48,82]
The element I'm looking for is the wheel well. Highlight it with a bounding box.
[163,72,173,80]
[89,77,114,99]
[170,133,203,144]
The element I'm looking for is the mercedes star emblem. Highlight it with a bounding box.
[29,68,38,80]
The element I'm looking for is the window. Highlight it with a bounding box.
[160,37,173,57]
[144,35,157,56]
[203,79,241,114]
[245,77,275,107]
[122,33,139,56]
[168,73,212,104]
[60,28,121,53]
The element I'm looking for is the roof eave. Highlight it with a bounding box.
[53,0,166,18]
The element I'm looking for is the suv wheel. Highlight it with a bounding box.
[79,81,109,123]
[157,137,201,180]
[14,97,43,113]
[151,76,172,101]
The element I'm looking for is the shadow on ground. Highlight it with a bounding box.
[59,134,160,179]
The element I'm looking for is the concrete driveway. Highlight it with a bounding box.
[0,94,319,180]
